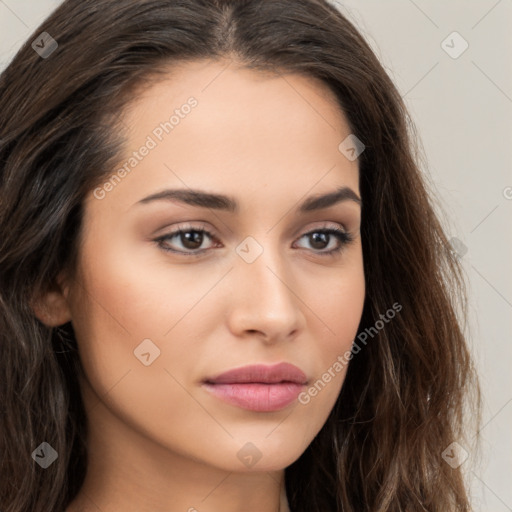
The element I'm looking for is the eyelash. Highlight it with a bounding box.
[154,223,355,258]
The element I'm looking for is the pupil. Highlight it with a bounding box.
[182,231,203,249]
[310,232,328,249]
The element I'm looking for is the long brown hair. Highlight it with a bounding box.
[0,0,480,510]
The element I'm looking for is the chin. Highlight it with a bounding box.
[213,433,309,473]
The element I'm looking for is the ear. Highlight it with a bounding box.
[30,271,73,327]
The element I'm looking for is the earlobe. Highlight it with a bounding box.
[30,272,73,327]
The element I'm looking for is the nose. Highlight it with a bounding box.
[226,241,306,343]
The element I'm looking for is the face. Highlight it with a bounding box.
[61,59,365,473]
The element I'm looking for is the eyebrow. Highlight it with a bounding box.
[134,186,362,213]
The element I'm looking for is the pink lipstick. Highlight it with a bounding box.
[202,362,308,412]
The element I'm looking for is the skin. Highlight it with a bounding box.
[35,59,365,512]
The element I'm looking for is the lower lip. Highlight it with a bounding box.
[202,382,305,412]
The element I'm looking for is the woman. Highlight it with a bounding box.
[0,0,480,510]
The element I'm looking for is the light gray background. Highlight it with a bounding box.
[1,1,511,510]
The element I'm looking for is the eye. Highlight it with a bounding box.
[155,224,219,256]
[154,223,355,257]
[293,227,355,256]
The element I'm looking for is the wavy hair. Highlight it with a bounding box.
[0,0,480,510]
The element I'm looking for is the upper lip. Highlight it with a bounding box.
[203,362,308,385]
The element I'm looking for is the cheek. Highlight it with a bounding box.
[300,255,365,411]
[68,231,233,418]
[312,252,365,353]
[67,251,227,461]
[71,229,220,340]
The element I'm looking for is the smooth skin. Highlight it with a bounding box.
[34,59,365,512]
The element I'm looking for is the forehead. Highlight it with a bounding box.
[125,58,346,123]
[88,59,359,212]
[120,58,352,150]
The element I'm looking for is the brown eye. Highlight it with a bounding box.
[308,232,331,250]
[154,224,354,258]
[294,227,354,256]
[177,230,205,250]
[155,227,218,255]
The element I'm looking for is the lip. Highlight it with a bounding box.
[202,363,308,412]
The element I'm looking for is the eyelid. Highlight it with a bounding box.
[154,220,347,241]
[152,220,213,237]
[298,220,349,233]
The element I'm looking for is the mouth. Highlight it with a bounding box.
[201,362,308,412]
